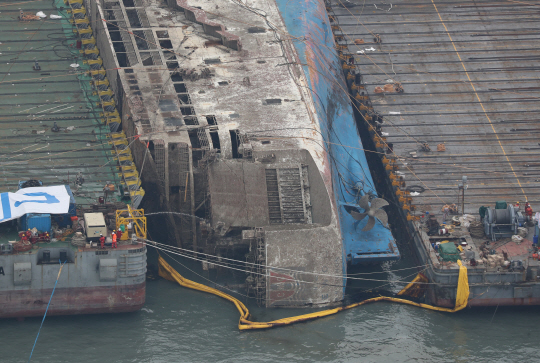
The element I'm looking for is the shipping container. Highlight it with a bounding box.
[84,212,107,240]
[53,185,77,228]
[19,214,52,233]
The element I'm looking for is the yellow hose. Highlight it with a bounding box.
[158,256,469,331]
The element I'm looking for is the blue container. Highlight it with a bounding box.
[17,180,43,189]
[19,214,52,233]
[53,185,77,228]
[65,185,76,216]
[534,235,538,245]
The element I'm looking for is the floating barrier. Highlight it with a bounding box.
[158,255,469,331]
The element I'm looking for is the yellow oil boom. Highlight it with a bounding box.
[158,256,469,331]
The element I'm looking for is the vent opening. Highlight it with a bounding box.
[210,131,221,152]
[180,107,194,116]
[171,73,183,82]
[156,31,169,38]
[126,9,142,28]
[265,98,282,105]
[159,39,173,49]
[188,130,201,148]
[177,94,191,104]
[248,27,266,33]
[229,130,240,158]
[117,53,129,68]
[167,62,179,70]
[133,30,148,50]
[204,58,221,64]
[112,42,126,52]
[174,83,187,93]
[183,116,198,125]
[108,30,121,42]
[206,115,217,125]
[142,56,154,66]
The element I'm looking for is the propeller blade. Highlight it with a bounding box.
[350,211,368,221]
[374,208,389,227]
[358,194,370,211]
[362,216,376,231]
[370,198,389,210]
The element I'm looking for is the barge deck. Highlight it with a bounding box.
[328,0,540,306]
[0,0,147,318]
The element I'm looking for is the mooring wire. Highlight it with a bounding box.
[28,259,67,363]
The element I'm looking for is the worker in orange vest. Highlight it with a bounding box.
[111,230,117,248]
[99,234,105,249]
[525,202,533,220]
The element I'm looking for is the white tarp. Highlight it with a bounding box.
[0,186,71,223]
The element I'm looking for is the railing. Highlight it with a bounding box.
[115,206,147,239]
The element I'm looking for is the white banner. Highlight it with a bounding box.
[0,185,71,223]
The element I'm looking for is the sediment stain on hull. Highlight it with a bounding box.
[0,282,146,318]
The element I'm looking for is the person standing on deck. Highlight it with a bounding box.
[116,229,122,244]
[99,234,105,249]
[525,203,533,221]
[442,205,450,222]
[112,231,117,248]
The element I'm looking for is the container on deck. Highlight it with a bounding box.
[84,212,107,241]
[19,214,51,233]
[52,185,77,228]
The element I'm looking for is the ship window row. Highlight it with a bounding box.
[128,247,145,253]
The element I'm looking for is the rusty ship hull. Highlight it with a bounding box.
[0,283,146,318]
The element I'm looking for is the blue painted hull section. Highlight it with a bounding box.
[274,0,399,264]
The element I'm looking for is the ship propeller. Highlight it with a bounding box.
[350,194,389,231]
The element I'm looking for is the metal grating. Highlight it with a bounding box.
[112,7,138,66]
[144,29,158,49]
[139,118,152,134]
[279,168,306,224]
[136,8,151,27]
[197,128,210,150]
[177,143,193,243]
[265,169,282,224]
[265,167,310,224]
[150,51,162,65]
[153,139,166,185]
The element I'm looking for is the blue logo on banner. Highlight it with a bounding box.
[0,193,10,222]
[13,192,59,207]
[0,192,60,222]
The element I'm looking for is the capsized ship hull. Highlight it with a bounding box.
[275,0,399,264]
